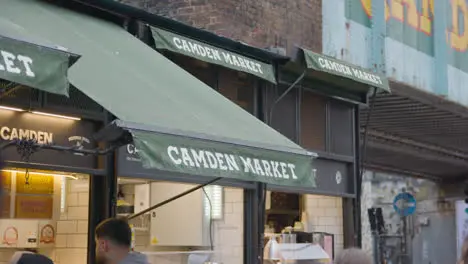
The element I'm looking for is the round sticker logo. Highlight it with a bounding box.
[335,171,342,184]
[40,224,55,244]
[3,226,18,245]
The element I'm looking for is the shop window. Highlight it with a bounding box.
[329,100,354,156]
[0,169,90,264]
[118,177,244,264]
[265,191,302,234]
[265,86,298,141]
[300,90,327,151]
[217,68,255,113]
[264,191,342,260]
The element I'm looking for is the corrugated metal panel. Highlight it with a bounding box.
[360,85,468,180]
[323,0,468,107]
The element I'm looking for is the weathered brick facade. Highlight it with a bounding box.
[119,0,322,53]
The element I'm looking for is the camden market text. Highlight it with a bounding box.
[167,145,298,180]
[0,50,35,78]
[171,37,265,75]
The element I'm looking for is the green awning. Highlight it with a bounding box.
[301,48,390,93]
[150,26,277,84]
[0,17,79,95]
[284,48,391,104]
[2,0,317,188]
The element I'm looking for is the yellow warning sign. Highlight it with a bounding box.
[151,237,158,245]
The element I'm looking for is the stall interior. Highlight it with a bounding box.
[0,168,89,262]
[117,177,244,264]
[263,192,335,263]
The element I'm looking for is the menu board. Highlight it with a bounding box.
[15,195,53,219]
[0,195,10,218]
[16,173,54,195]
[1,171,11,192]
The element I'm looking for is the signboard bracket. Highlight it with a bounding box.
[0,138,127,157]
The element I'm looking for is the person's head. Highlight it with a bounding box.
[9,251,53,264]
[95,218,132,264]
[334,248,372,264]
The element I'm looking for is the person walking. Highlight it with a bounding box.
[95,218,149,264]
[334,248,372,264]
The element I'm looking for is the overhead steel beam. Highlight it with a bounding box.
[363,163,441,181]
[364,130,468,161]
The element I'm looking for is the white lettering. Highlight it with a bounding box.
[318,57,327,68]
[222,52,233,65]
[253,159,265,176]
[167,146,182,165]
[173,37,183,50]
[225,154,239,171]
[180,148,195,166]
[205,151,218,169]
[215,152,228,171]
[255,63,264,74]
[0,126,53,144]
[262,160,273,177]
[164,147,302,183]
[17,55,34,77]
[271,161,282,178]
[191,149,209,168]
[239,156,256,174]
[0,127,9,140]
[127,144,139,155]
[287,164,298,179]
[280,162,289,179]
[1,51,20,74]
[181,39,191,53]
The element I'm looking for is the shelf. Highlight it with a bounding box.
[141,250,214,256]
[266,209,301,215]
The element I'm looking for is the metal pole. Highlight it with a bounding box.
[268,70,306,125]
[372,231,381,264]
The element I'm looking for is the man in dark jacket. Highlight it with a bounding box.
[95,218,149,264]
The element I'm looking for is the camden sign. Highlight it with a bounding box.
[150,27,277,84]
[302,49,390,92]
[118,131,316,188]
[0,35,72,95]
[0,110,97,169]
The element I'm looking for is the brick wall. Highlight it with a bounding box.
[53,177,90,264]
[304,195,344,257]
[119,0,322,54]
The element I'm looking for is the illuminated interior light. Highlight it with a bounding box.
[204,185,224,220]
[0,105,25,112]
[31,111,80,121]
[2,169,78,180]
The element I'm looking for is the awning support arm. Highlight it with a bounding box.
[128,176,223,220]
[268,70,306,125]
[0,139,123,156]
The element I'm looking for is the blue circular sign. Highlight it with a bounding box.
[393,192,416,216]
